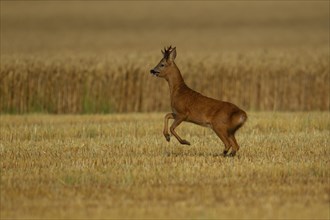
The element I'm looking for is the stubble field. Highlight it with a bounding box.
[0,112,329,219]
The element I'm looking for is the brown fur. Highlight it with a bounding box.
[150,46,247,156]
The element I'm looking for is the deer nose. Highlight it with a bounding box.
[150,69,156,74]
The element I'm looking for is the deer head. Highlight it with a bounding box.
[150,46,177,78]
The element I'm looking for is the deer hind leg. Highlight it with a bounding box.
[212,126,232,156]
[163,113,174,142]
[228,135,240,157]
[170,116,190,145]
[227,111,247,156]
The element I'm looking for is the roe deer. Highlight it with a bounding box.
[150,46,247,157]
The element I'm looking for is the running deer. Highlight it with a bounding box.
[150,46,247,157]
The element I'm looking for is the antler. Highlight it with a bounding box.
[162,45,174,58]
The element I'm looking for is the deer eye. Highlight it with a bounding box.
[160,64,165,67]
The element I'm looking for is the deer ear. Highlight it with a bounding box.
[169,47,176,61]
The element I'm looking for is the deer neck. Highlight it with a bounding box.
[166,63,186,96]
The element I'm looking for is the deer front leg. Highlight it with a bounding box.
[170,116,190,145]
[163,113,174,142]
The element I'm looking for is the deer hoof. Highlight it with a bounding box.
[164,134,171,142]
[180,140,191,145]
[228,151,236,157]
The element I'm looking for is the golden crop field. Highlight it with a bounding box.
[1,1,329,113]
[0,112,329,219]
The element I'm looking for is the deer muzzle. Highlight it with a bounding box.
[150,69,159,76]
